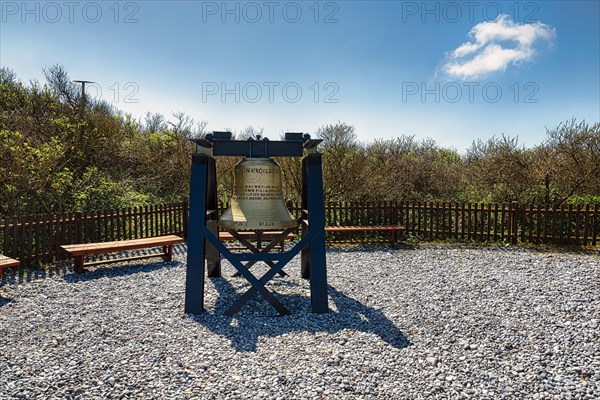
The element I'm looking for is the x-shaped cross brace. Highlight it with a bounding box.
[201,225,313,316]
[228,228,296,278]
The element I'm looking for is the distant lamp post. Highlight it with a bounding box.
[74,80,94,118]
[73,80,94,145]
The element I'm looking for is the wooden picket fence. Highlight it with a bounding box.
[1,203,187,268]
[1,201,598,268]
[395,201,598,246]
[289,201,599,246]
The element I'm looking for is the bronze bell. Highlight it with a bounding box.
[219,158,296,230]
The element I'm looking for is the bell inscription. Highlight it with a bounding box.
[219,158,296,230]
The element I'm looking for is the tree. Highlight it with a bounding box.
[42,64,79,112]
[169,111,194,137]
[238,125,264,140]
[2,67,599,215]
[543,119,600,203]
[143,112,167,133]
[465,135,537,202]
[191,119,209,139]
[317,122,368,201]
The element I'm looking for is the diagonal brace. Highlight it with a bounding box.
[224,232,314,316]
[201,227,290,315]
[229,226,299,277]
[227,229,286,277]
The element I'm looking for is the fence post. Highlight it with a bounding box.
[508,202,513,244]
[2,216,8,257]
[583,204,590,246]
[182,201,189,241]
[398,201,403,228]
[510,201,519,245]
[592,204,598,247]
[74,211,83,244]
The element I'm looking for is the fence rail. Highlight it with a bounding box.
[1,201,598,268]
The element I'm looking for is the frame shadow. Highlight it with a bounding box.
[189,278,410,352]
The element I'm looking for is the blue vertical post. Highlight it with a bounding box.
[305,153,328,313]
[206,156,221,277]
[185,153,209,314]
[300,156,311,279]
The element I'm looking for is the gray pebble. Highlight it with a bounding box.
[0,244,598,399]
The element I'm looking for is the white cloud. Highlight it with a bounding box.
[443,15,556,79]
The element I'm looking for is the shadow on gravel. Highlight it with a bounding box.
[1,264,67,286]
[62,260,183,283]
[0,294,14,308]
[325,246,415,253]
[0,245,189,287]
[190,278,410,352]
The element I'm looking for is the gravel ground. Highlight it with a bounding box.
[0,245,598,399]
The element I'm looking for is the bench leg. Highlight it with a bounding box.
[391,230,396,247]
[0,267,3,280]
[74,256,85,274]
[163,245,173,261]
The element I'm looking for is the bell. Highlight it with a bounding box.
[219,157,296,230]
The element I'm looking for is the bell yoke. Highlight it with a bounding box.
[184,132,328,316]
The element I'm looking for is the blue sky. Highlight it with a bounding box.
[1,0,599,150]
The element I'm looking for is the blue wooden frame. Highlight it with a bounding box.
[184,136,328,316]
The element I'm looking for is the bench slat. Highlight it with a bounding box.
[0,255,20,279]
[218,231,295,240]
[0,256,20,268]
[62,235,182,256]
[325,226,406,232]
[61,235,182,273]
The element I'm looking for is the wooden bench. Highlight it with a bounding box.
[218,230,295,251]
[324,225,406,246]
[0,255,20,280]
[61,235,183,273]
